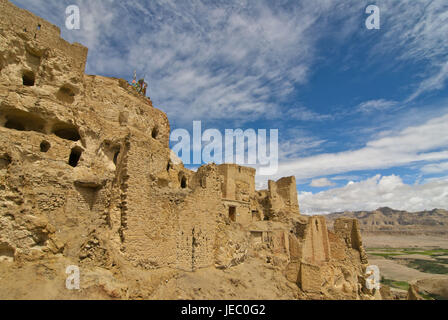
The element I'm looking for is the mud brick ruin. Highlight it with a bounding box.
[0,0,379,299]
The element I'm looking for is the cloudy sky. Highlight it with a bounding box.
[12,0,448,214]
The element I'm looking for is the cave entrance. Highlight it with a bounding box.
[69,147,82,167]
[40,141,51,152]
[52,123,80,141]
[5,118,25,131]
[180,176,187,189]
[22,70,35,86]
[151,126,159,139]
[3,111,46,133]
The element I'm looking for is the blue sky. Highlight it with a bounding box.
[11,0,448,213]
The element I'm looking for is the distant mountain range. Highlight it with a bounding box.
[325,207,448,235]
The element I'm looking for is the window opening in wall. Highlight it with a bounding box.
[229,206,236,222]
[180,176,187,189]
[22,70,35,86]
[152,126,159,139]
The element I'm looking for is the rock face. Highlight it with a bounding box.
[0,0,375,300]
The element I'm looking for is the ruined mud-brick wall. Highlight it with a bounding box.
[333,218,368,265]
[266,176,300,220]
[0,0,224,272]
[217,163,302,225]
[284,215,373,299]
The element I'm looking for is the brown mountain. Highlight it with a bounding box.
[326,207,448,236]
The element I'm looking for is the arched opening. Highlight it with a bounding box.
[68,147,82,167]
[315,220,319,231]
[40,141,50,153]
[22,70,35,86]
[180,176,187,189]
[151,126,159,139]
[166,161,171,172]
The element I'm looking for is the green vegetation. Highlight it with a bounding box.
[368,252,402,258]
[402,249,448,256]
[372,248,448,300]
[424,293,447,301]
[367,248,448,260]
[435,257,448,264]
[406,259,448,275]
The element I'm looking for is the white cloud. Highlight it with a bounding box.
[273,112,448,181]
[372,0,448,100]
[94,0,325,125]
[310,178,335,187]
[421,161,448,174]
[299,174,448,214]
[279,135,326,160]
[331,175,362,181]
[357,99,397,113]
[407,61,448,102]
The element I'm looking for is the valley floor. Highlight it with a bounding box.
[364,235,448,300]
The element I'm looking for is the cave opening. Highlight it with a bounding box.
[22,70,35,86]
[152,127,159,139]
[40,141,50,152]
[180,176,187,189]
[68,147,82,167]
[4,118,25,131]
[52,123,80,141]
